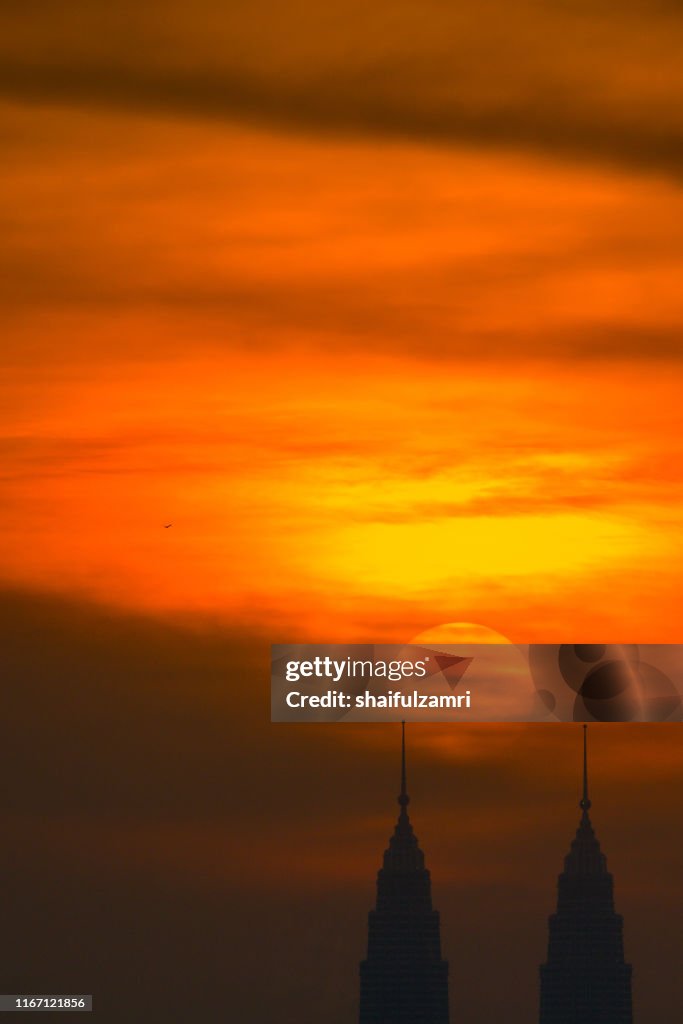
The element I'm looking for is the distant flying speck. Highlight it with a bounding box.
[164,524,173,528]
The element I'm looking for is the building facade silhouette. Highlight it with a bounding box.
[359,723,449,1024]
[539,726,633,1024]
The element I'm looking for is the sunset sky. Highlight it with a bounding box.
[1,2,682,1022]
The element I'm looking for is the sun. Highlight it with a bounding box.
[410,622,512,644]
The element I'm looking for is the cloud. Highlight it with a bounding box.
[0,585,681,1021]
[0,1,682,176]
[2,103,683,364]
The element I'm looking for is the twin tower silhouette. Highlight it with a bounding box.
[359,724,632,1024]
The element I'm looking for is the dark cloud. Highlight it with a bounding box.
[2,259,682,363]
[0,587,681,1021]
[0,0,682,176]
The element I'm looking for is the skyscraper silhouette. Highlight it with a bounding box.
[539,726,633,1024]
[359,723,449,1024]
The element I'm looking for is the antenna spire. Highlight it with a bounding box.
[580,724,591,814]
[399,721,409,810]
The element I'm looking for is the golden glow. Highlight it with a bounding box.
[1,106,682,641]
[410,624,512,644]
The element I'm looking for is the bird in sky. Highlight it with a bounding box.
[164,523,173,528]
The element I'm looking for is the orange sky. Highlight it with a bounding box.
[1,102,682,639]
[1,7,683,1020]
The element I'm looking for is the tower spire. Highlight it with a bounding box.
[539,723,632,1023]
[399,720,409,810]
[580,724,591,815]
[360,720,449,1023]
